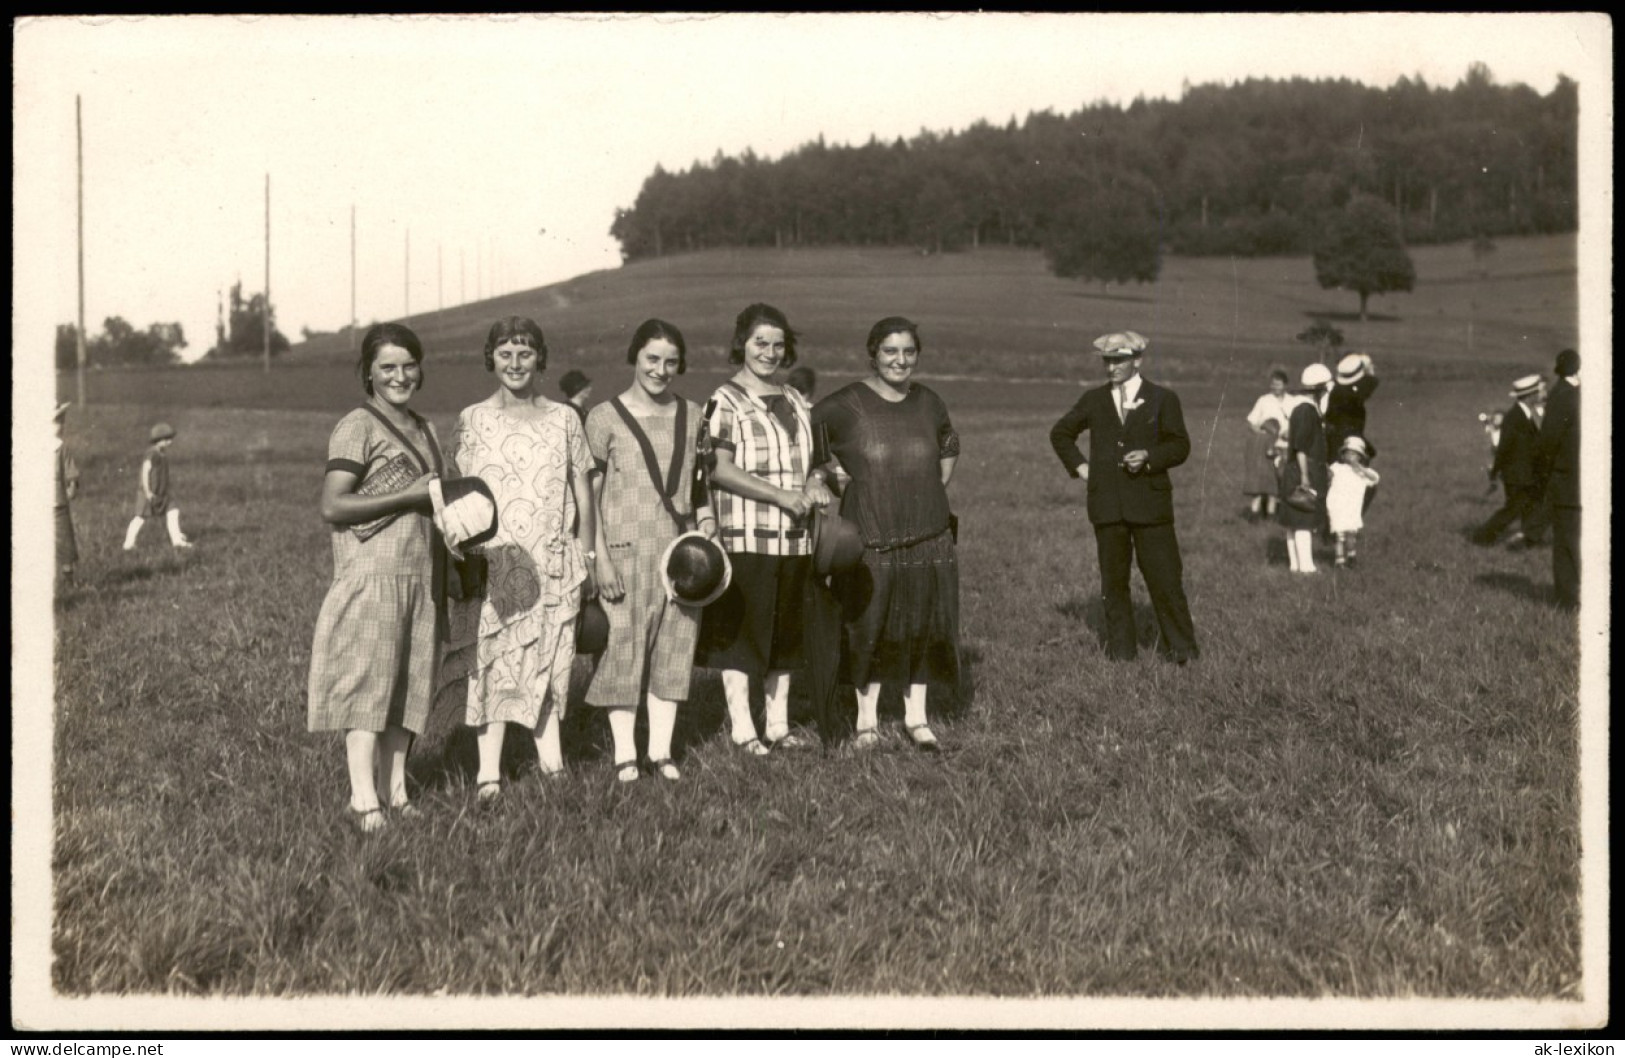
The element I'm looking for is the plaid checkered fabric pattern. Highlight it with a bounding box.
[706,383,813,557]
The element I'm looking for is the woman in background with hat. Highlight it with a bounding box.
[308,322,445,832]
[696,303,835,755]
[1324,352,1379,459]
[1279,362,1334,574]
[1473,372,1549,549]
[812,317,960,752]
[583,319,721,782]
[439,316,597,801]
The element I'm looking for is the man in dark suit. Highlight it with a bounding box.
[1538,348,1580,610]
[1050,330,1199,664]
[1473,374,1549,548]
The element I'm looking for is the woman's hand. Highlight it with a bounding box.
[803,477,835,509]
[595,552,625,603]
[579,560,599,601]
[778,487,814,521]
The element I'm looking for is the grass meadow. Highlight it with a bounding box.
[42,238,1588,1005]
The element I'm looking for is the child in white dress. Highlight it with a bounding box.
[1326,435,1379,568]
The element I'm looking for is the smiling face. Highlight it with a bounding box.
[872,331,919,390]
[633,338,682,398]
[741,324,787,381]
[369,344,422,408]
[492,339,541,397]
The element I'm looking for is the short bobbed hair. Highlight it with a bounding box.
[627,318,687,375]
[358,322,426,396]
[866,316,923,359]
[1269,368,1290,385]
[1555,348,1580,378]
[729,303,797,368]
[483,316,548,373]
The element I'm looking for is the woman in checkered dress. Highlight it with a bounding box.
[308,323,444,832]
[695,303,837,755]
[584,319,716,782]
[438,316,598,801]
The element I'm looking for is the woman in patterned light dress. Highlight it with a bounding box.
[813,317,960,753]
[308,323,445,833]
[695,303,836,755]
[1242,369,1291,520]
[439,316,597,801]
[584,319,716,782]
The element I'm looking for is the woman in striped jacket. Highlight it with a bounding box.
[695,303,835,754]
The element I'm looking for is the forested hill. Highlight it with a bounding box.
[609,67,1576,263]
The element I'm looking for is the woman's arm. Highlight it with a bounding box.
[319,469,434,525]
[940,456,957,487]
[570,465,598,597]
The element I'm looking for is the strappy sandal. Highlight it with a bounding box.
[614,761,641,783]
[850,730,882,752]
[476,779,504,804]
[765,731,813,751]
[350,805,388,834]
[649,758,681,781]
[391,801,424,819]
[905,725,941,754]
[733,738,771,758]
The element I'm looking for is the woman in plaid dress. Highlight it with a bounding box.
[308,323,444,833]
[695,304,836,755]
[439,317,598,801]
[585,319,715,782]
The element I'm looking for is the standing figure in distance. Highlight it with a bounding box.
[1278,363,1333,574]
[1473,374,1548,549]
[1538,348,1580,611]
[1323,352,1379,458]
[1048,330,1199,664]
[559,369,593,424]
[1242,368,1292,521]
[123,422,193,551]
[1326,435,1380,568]
[55,402,80,587]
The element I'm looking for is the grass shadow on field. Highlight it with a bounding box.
[1302,309,1401,324]
[1052,595,1168,656]
[1473,571,1555,607]
[1066,289,1154,304]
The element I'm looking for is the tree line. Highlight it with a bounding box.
[608,65,1576,277]
[57,282,289,369]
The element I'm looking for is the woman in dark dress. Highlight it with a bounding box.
[813,317,959,752]
[1279,362,1332,574]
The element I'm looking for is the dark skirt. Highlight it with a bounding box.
[56,506,77,567]
[1277,457,1328,531]
[1241,430,1281,497]
[835,532,959,687]
[696,553,812,676]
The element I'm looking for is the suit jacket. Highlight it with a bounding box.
[1323,375,1378,449]
[1491,402,1543,488]
[1538,379,1580,508]
[1050,378,1191,526]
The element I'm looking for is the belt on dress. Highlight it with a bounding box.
[868,524,952,553]
[721,526,808,541]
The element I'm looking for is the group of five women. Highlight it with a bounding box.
[306,305,961,831]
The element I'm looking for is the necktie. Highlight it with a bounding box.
[1115,385,1127,422]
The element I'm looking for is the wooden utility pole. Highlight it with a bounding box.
[75,95,86,406]
[350,204,357,350]
[404,228,411,320]
[438,242,443,314]
[460,248,466,305]
[263,173,271,373]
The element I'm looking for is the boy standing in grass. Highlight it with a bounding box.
[122,422,193,551]
[55,403,80,586]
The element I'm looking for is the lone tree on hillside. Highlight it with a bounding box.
[1040,180,1163,287]
[1312,194,1416,321]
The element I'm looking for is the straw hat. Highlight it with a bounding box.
[53,402,72,422]
[1340,436,1370,459]
[1298,363,1333,391]
[660,531,732,607]
[810,509,865,576]
[430,477,498,558]
[1509,374,1543,400]
[1335,353,1368,385]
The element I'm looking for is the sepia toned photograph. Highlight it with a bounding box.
[11,12,1611,1033]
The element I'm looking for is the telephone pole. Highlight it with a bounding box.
[263,173,271,374]
[350,204,357,350]
[75,95,86,406]
[404,228,411,320]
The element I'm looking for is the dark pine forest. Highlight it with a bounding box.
[609,67,1577,268]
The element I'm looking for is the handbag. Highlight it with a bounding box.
[1285,484,1320,513]
[350,453,421,541]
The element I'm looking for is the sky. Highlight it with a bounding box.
[11,12,1610,366]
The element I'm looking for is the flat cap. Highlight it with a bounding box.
[1093,331,1148,358]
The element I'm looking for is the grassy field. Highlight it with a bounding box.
[43,238,1586,1005]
